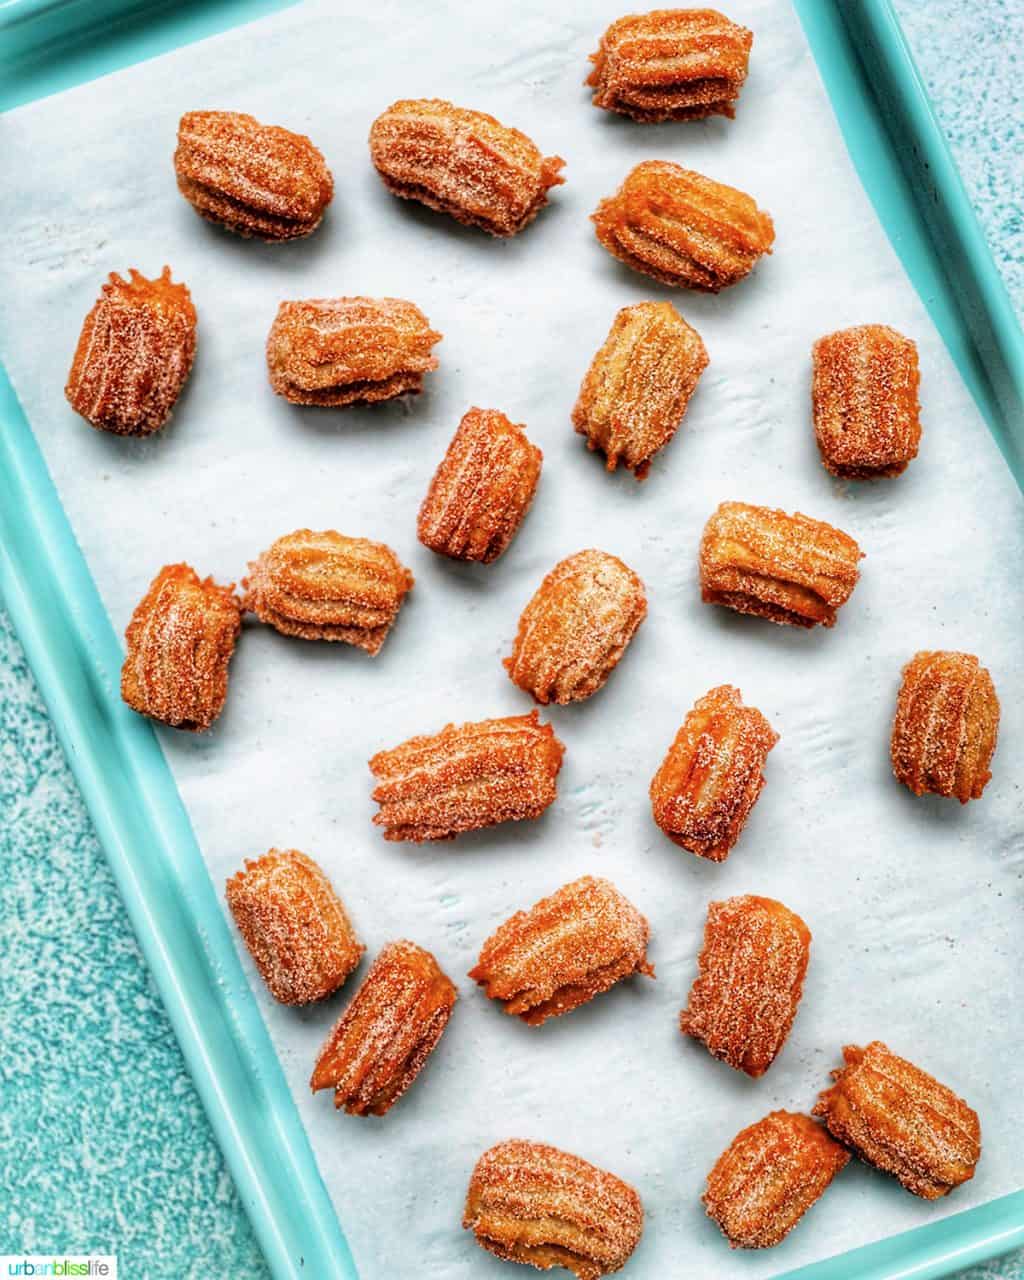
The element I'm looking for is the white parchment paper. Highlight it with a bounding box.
[2,2,1022,1275]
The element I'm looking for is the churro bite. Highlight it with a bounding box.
[310,940,456,1117]
[813,325,922,478]
[226,849,363,1005]
[504,550,647,704]
[66,267,196,437]
[592,161,774,291]
[588,9,754,122]
[174,110,333,241]
[369,98,565,236]
[572,301,708,479]
[700,500,863,628]
[469,876,654,1025]
[680,895,810,1077]
[370,711,565,842]
[464,1139,644,1279]
[266,296,441,407]
[814,1041,981,1198]
[121,563,241,731]
[891,650,999,803]
[703,1111,850,1249]
[242,528,413,655]
[650,685,777,861]
[418,407,543,563]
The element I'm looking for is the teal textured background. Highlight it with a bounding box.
[0,3,1020,1276]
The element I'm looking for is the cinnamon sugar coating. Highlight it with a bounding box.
[813,325,922,478]
[469,876,654,1026]
[650,685,777,861]
[464,1139,644,1279]
[572,301,708,479]
[587,9,753,123]
[680,895,811,1077]
[592,161,774,291]
[504,550,647,705]
[121,563,241,731]
[226,849,363,1005]
[418,407,543,563]
[703,1111,850,1249]
[65,267,196,437]
[700,501,863,628]
[266,296,441,407]
[174,110,333,241]
[242,528,413,655]
[369,98,565,237]
[890,650,999,803]
[370,711,564,842]
[310,940,456,1117]
[813,1041,981,1198]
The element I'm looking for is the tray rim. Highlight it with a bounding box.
[1,2,1022,1279]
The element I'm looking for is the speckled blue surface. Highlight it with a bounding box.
[1,3,1021,1277]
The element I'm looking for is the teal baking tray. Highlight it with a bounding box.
[1,2,1022,1278]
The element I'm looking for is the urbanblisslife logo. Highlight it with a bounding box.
[2,1260,116,1277]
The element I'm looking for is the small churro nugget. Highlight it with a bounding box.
[418,407,543,563]
[703,1111,850,1249]
[813,325,922,478]
[814,1041,981,1198]
[174,110,333,241]
[588,8,754,123]
[592,161,774,291]
[369,98,565,237]
[370,711,565,842]
[469,876,654,1026]
[121,563,241,732]
[464,1139,644,1278]
[66,267,196,437]
[680,895,810,1077]
[504,550,647,705]
[266,296,441,407]
[572,301,708,479]
[226,849,363,1005]
[242,528,413,655]
[650,685,777,861]
[891,650,999,803]
[310,940,456,1117]
[700,500,863,628]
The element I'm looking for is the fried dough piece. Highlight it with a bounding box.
[418,407,543,562]
[226,848,363,1005]
[310,940,456,1116]
[66,267,196,436]
[121,563,241,731]
[650,685,777,861]
[266,296,441,407]
[592,161,773,291]
[174,110,333,240]
[464,1139,644,1279]
[680,895,810,1077]
[369,98,565,236]
[587,9,754,122]
[572,301,708,479]
[703,1111,850,1249]
[370,711,565,841]
[814,1042,981,1198]
[813,325,922,478]
[469,876,654,1025]
[699,500,863,628]
[890,651,999,802]
[504,550,647,704]
[242,528,413,655]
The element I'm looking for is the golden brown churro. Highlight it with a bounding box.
[814,1041,981,1198]
[469,876,654,1025]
